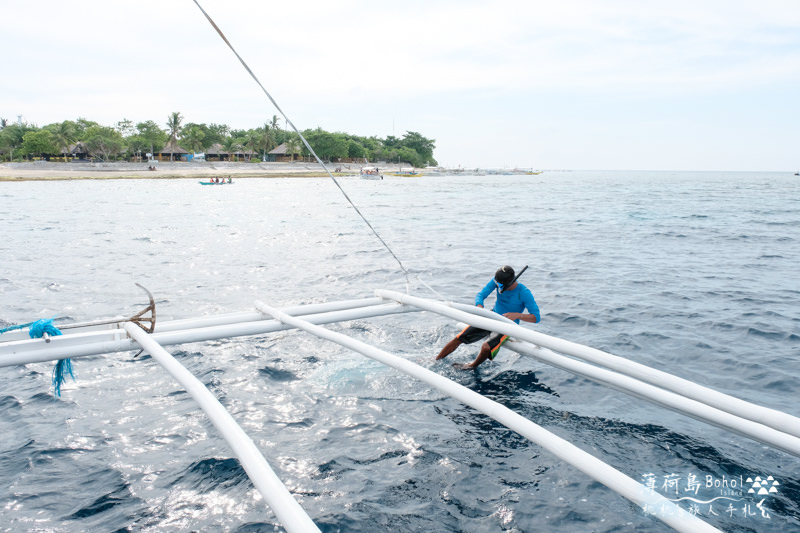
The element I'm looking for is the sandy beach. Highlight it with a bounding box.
[0,161,407,181]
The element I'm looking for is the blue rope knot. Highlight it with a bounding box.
[27,319,74,397]
[29,318,62,339]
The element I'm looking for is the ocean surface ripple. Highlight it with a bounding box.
[1,171,799,532]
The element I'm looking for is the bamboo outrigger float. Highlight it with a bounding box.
[3,288,799,532]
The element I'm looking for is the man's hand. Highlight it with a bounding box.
[504,312,537,323]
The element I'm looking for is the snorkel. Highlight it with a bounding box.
[497,265,529,293]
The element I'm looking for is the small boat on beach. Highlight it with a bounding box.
[386,167,422,177]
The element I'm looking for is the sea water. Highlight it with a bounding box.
[0,171,798,532]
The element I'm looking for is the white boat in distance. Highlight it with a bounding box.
[386,167,422,177]
[360,166,383,179]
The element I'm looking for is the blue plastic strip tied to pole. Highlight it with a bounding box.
[27,318,74,397]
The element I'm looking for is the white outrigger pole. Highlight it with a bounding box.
[5,289,800,531]
[375,290,800,457]
[122,323,320,533]
[0,297,421,533]
[0,298,416,367]
[253,300,721,533]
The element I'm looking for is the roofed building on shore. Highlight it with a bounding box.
[266,143,299,162]
[67,141,90,161]
[230,148,258,162]
[157,140,189,162]
[204,143,228,162]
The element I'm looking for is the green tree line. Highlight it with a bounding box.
[0,113,437,167]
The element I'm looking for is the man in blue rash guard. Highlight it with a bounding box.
[436,265,540,370]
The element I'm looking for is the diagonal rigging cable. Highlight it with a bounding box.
[192,0,435,294]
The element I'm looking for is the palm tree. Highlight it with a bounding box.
[269,115,280,135]
[244,130,261,162]
[222,136,241,162]
[51,121,77,163]
[257,122,277,160]
[284,135,302,162]
[0,117,7,129]
[165,112,183,161]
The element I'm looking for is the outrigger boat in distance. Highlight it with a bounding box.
[386,167,422,177]
[199,177,234,185]
[360,166,383,180]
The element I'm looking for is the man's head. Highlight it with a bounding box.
[495,265,515,292]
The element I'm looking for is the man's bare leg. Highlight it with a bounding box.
[453,342,492,370]
[436,337,464,360]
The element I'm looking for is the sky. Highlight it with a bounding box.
[3,0,799,171]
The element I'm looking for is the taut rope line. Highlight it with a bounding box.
[192,0,440,296]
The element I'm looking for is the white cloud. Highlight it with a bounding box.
[2,0,798,169]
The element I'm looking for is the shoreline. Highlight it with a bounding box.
[0,161,405,181]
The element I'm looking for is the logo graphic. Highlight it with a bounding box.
[640,471,780,523]
[747,476,779,495]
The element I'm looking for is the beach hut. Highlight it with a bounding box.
[267,142,298,162]
[205,143,228,162]
[157,140,189,162]
[68,141,90,161]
